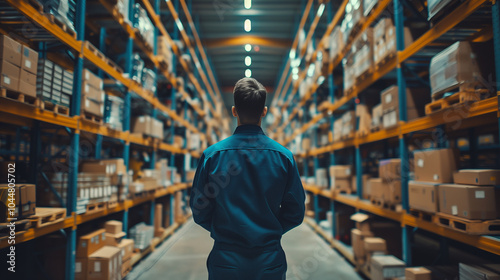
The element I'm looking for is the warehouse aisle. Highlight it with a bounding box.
[126,219,362,280]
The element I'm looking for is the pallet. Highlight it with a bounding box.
[425,90,488,115]
[0,219,32,233]
[106,58,124,74]
[86,202,107,214]
[130,190,156,200]
[36,99,70,115]
[335,189,354,195]
[107,200,118,209]
[81,112,104,124]
[434,212,500,235]
[29,207,66,228]
[134,30,153,53]
[355,67,373,84]
[48,14,76,39]
[375,52,396,70]
[409,209,434,223]
[85,41,107,62]
[431,83,490,101]
[371,199,402,212]
[0,88,37,105]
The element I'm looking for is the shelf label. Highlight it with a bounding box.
[94,261,101,272]
[475,191,485,199]
[3,75,11,85]
[452,205,458,215]
[433,174,439,181]
[25,60,31,69]
[417,159,424,168]
[75,262,82,273]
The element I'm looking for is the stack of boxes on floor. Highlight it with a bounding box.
[75,220,134,280]
[82,69,105,119]
[410,148,500,230]
[0,35,38,98]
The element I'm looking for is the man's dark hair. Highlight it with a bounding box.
[233,77,267,124]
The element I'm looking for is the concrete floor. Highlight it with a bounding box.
[126,219,362,280]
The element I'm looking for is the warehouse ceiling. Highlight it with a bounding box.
[162,0,332,113]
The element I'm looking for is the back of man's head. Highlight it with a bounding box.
[233,77,267,124]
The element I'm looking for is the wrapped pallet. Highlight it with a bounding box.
[353,28,374,79]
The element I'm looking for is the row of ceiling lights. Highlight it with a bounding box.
[244,0,252,77]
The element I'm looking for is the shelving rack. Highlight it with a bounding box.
[269,0,500,272]
[0,0,227,279]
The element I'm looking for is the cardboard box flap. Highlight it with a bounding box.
[90,246,121,259]
[351,213,370,223]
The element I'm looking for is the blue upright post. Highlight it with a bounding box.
[95,27,107,159]
[170,0,179,184]
[394,0,411,266]
[66,0,86,279]
[355,146,362,198]
[492,2,500,141]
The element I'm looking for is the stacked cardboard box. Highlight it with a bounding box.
[405,267,432,280]
[369,159,402,206]
[132,116,164,139]
[371,255,406,280]
[315,168,328,189]
[0,35,39,97]
[104,95,124,131]
[104,220,126,247]
[373,18,413,66]
[329,165,353,194]
[340,0,364,41]
[341,110,356,139]
[380,86,427,129]
[364,237,387,265]
[81,159,128,201]
[75,229,107,280]
[129,222,154,251]
[371,104,383,131]
[119,239,135,278]
[356,104,372,136]
[0,184,36,222]
[98,221,134,278]
[352,28,373,79]
[82,69,104,117]
[459,263,500,280]
[350,213,374,268]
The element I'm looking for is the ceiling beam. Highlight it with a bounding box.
[204,35,292,49]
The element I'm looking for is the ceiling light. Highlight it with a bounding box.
[292,74,299,80]
[292,67,299,75]
[175,19,184,31]
[245,56,251,66]
[307,64,315,77]
[245,44,252,52]
[244,19,251,32]
[289,49,296,59]
[317,4,325,17]
[244,0,251,9]
[245,69,252,77]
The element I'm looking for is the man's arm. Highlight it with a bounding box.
[189,154,214,231]
[278,158,306,233]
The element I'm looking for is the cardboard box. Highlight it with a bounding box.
[77,229,107,257]
[21,45,38,74]
[82,81,105,103]
[371,104,383,131]
[88,246,122,280]
[380,86,426,123]
[118,238,134,262]
[351,174,371,195]
[341,110,356,138]
[453,169,500,186]
[352,228,375,264]
[0,184,36,222]
[75,258,88,280]
[83,68,103,89]
[364,237,387,253]
[83,98,104,117]
[409,181,439,213]
[333,118,343,142]
[0,35,22,66]
[439,184,497,220]
[331,178,351,193]
[459,263,500,280]
[371,255,406,280]
[406,267,432,280]
[369,178,385,202]
[105,220,123,234]
[379,159,401,181]
[414,149,458,183]
[351,212,371,233]
[18,69,37,97]
[132,116,152,135]
[20,184,36,216]
[329,165,352,179]
[356,104,372,136]
[104,232,126,247]
[0,60,20,91]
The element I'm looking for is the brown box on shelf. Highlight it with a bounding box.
[0,59,20,91]
[118,239,134,261]
[369,178,385,202]
[438,184,497,220]
[351,174,371,196]
[364,237,387,253]
[104,220,123,234]
[406,267,432,280]
[352,28,374,79]
[75,258,88,280]
[21,184,36,216]
[356,104,372,136]
[371,255,406,280]
[104,231,126,247]
[76,229,107,258]
[87,246,122,280]
[351,212,372,233]
[139,177,158,192]
[409,181,440,213]
[380,86,427,124]
[379,159,401,181]
[374,18,414,66]
[0,184,36,222]
[0,35,22,66]
[329,165,352,179]
[341,110,356,139]
[21,45,38,74]
[386,180,402,205]
[18,69,37,97]
[453,169,500,186]
[83,68,103,90]
[371,103,383,131]
[82,81,105,103]
[82,98,104,117]
[331,178,351,194]
[414,148,458,183]
[151,118,164,139]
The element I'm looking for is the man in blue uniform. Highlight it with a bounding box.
[190,77,305,280]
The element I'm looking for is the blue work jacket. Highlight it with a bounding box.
[190,124,305,250]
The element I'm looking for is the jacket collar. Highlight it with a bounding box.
[234,124,265,135]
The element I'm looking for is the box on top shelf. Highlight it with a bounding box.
[408,181,440,213]
[405,267,431,280]
[82,68,103,90]
[379,159,401,181]
[380,86,429,129]
[414,148,458,183]
[373,18,414,66]
[0,60,20,92]
[352,28,373,79]
[370,255,406,280]
[453,169,500,186]
[0,35,22,66]
[438,184,498,220]
[430,41,491,98]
